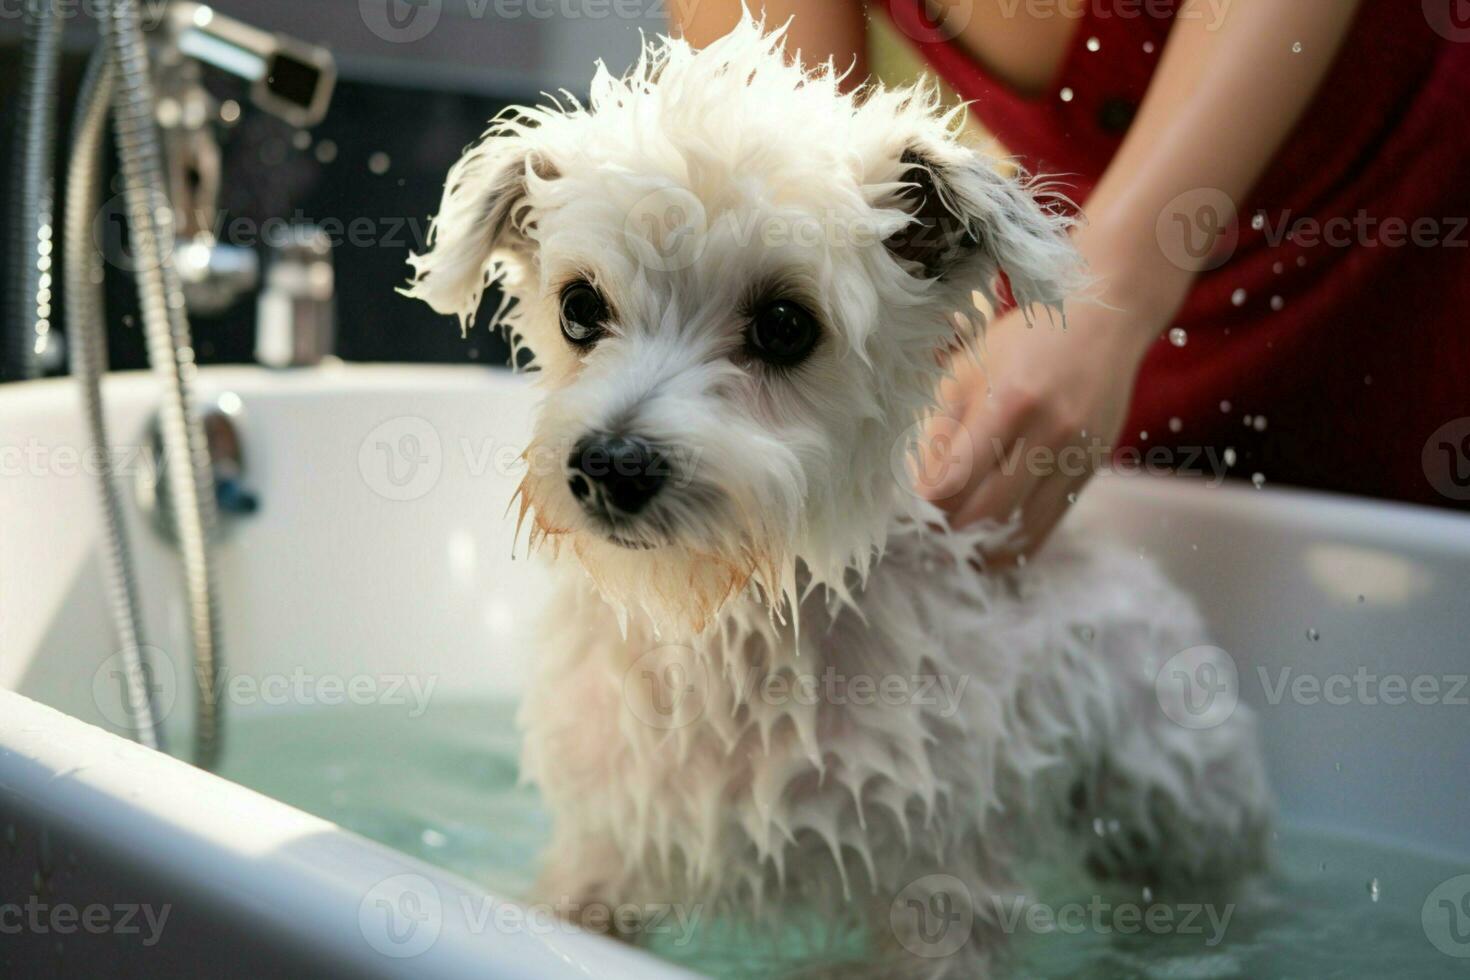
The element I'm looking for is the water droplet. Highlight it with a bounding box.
[368,151,392,175]
[1093,817,1106,836]
[420,828,449,849]
[1252,472,1266,489]
[1059,87,1075,103]
[1086,36,1101,52]
[1143,41,1156,53]
[1224,447,1238,466]
[1142,885,1153,902]
[1244,414,1254,426]
[1254,415,1268,432]
[1357,594,1366,604]
[1169,417,1183,433]
[1067,492,1078,504]
[1307,628,1320,641]
[1168,327,1188,347]
[1220,400,1232,413]
[1273,261,1284,275]
[1334,761,1342,773]
[1252,214,1266,231]
[1270,295,1285,311]
[1292,41,1303,53]
[1368,878,1380,902]
[315,139,339,164]
[1139,430,1149,441]
[1231,288,1248,307]
[1297,255,1307,267]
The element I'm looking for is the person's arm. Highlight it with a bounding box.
[670,0,868,84]
[1080,0,1366,321]
[925,0,1366,552]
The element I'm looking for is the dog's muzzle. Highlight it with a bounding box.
[566,433,668,521]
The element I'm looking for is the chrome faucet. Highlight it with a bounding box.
[152,2,337,316]
[256,225,337,368]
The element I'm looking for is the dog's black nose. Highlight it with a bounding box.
[568,434,667,515]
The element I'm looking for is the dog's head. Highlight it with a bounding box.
[405,16,1082,634]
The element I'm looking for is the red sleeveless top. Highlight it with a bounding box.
[887,0,1470,509]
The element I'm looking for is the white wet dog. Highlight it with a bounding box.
[406,15,1270,977]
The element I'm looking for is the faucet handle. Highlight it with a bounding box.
[136,396,259,544]
[256,225,336,369]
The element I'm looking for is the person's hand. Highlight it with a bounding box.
[916,302,1155,558]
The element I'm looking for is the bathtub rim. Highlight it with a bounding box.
[4,362,1466,537]
[0,687,701,979]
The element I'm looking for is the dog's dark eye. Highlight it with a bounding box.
[746,300,820,367]
[560,282,608,347]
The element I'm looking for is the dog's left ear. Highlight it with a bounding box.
[403,117,557,329]
[882,146,1084,313]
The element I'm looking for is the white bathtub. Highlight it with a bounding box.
[3,364,1468,976]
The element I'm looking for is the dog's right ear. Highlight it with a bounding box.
[403,119,556,330]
